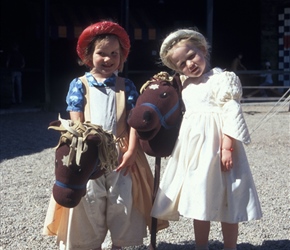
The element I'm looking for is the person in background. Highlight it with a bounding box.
[259,61,273,97]
[6,42,25,104]
[231,53,246,72]
[151,28,262,250]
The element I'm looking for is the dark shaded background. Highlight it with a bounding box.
[0,0,261,108]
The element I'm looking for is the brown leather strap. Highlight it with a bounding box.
[115,77,127,138]
[79,75,91,122]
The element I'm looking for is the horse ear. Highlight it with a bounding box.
[49,120,61,127]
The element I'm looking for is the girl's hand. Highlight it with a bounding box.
[221,148,233,171]
[221,134,234,172]
[116,149,137,176]
[116,127,138,176]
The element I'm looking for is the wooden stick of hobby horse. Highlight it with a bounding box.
[150,156,161,249]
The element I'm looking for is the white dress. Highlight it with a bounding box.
[151,68,262,223]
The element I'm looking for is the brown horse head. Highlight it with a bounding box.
[49,117,118,208]
[128,72,183,157]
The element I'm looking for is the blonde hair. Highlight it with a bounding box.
[160,29,210,72]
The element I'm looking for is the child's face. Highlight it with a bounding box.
[170,41,207,78]
[91,36,121,77]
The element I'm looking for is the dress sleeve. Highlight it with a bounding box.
[66,77,84,112]
[214,71,251,144]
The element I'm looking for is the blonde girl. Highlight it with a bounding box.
[151,29,262,250]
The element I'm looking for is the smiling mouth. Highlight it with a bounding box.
[103,63,113,68]
[189,64,198,73]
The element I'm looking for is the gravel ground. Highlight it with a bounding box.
[0,103,289,250]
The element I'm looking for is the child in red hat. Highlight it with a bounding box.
[43,20,167,250]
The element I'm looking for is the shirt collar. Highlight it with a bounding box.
[85,72,116,87]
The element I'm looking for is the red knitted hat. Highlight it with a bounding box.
[77,21,130,67]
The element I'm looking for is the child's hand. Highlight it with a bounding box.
[116,149,137,176]
[221,148,233,171]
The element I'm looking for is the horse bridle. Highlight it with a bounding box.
[141,100,181,129]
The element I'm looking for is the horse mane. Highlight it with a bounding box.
[140,71,174,94]
[49,115,118,171]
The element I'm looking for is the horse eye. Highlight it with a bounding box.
[160,92,167,98]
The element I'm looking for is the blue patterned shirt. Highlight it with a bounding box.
[66,72,139,112]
